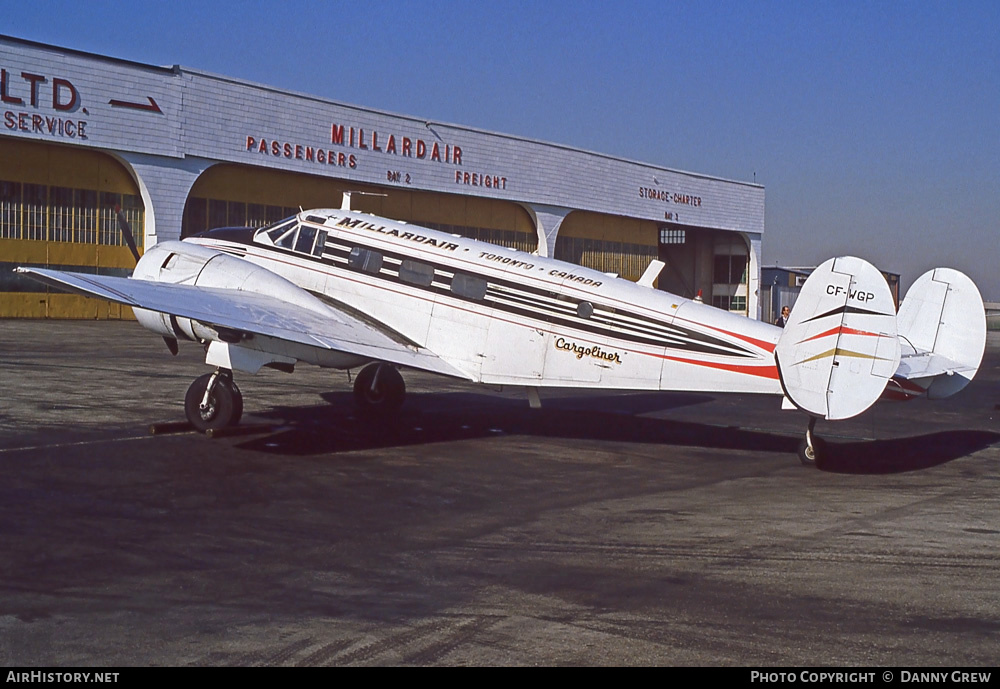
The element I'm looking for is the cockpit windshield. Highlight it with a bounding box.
[253,216,327,257]
[253,217,297,244]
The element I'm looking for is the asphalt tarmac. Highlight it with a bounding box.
[0,320,998,666]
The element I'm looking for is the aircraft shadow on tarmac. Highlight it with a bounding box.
[232,391,1000,475]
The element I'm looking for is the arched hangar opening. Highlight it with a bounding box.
[182,163,536,252]
[0,137,144,318]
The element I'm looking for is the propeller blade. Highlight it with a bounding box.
[115,205,142,264]
[162,336,179,356]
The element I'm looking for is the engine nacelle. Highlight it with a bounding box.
[132,240,331,346]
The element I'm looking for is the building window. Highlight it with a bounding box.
[0,181,22,239]
[24,184,47,241]
[712,236,750,314]
[49,187,73,242]
[208,199,228,229]
[184,198,207,236]
[659,227,685,244]
[247,204,266,227]
[714,254,748,285]
[0,179,142,248]
[424,222,535,253]
[554,235,658,281]
[265,205,286,224]
[74,189,98,244]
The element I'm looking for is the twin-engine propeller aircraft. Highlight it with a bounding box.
[17,197,987,466]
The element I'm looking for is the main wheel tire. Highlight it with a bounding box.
[353,363,405,415]
[185,372,238,433]
[227,378,244,426]
[797,436,827,468]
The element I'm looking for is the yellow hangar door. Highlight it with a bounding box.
[0,138,144,319]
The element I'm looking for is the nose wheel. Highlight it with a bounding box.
[797,416,826,467]
[353,363,405,415]
[185,369,244,432]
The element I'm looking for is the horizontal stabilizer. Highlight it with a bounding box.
[775,257,900,420]
[894,267,985,399]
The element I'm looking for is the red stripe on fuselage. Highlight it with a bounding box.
[655,353,780,379]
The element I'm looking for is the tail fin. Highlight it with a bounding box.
[890,267,986,400]
[775,257,900,420]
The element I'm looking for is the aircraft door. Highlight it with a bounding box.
[478,259,547,383]
[425,269,492,380]
[482,319,545,382]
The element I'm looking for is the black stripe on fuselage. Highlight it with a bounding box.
[202,229,758,359]
[321,240,753,357]
[319,237,754,357]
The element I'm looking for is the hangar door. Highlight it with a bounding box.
[0,138,144,318]
[183,164,536,253]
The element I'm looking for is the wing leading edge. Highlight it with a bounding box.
[16,267,471,380]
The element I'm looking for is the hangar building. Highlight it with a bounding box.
[0,35,765,319]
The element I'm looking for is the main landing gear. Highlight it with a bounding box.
[797,416,826,468]
[353,363,406,416]
[184,369,244,432]
[181,362,404,433]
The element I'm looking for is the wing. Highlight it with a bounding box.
[16,267,471,380]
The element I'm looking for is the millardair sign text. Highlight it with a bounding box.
[331,124,462,164]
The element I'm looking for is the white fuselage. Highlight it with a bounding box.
[185,209,784,395]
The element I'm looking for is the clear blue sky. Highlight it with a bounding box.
[8,0,999,298]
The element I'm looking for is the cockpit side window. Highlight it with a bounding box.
[313,231,326,257]
[295,225,318,254]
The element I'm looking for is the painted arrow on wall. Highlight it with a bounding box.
[108,96,162,113]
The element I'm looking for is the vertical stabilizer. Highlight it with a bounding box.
[893,268,986,399]
[775,257,900,420]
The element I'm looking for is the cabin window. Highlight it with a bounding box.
[399,260,435,287]
[577,301,594,319]
[348,247,383,274]
[451,273,487,300]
